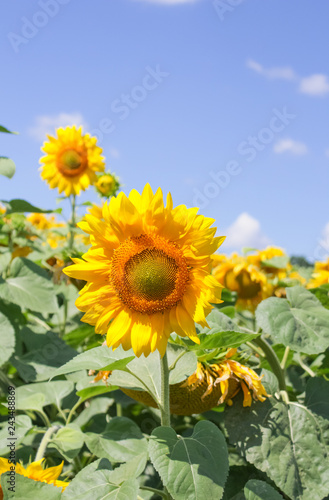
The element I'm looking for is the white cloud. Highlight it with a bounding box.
[28,113,88,142]
[273,138,308,155]
[221,213,271,251]
[246,58,296,81]
[299,74,329,96]
[247,59,329,97]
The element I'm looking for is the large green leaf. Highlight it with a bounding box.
[62,458,139,500]
[11,326,77,382]
[148,421,229,500]
[225,394,329,500]
[309,284,329,310]
[1,474,62,499]
[51,346,135,379]
[185,308,259,351]
[108,453,148,484]
[15,380,73,412]
[85,416,148,463]
[0,158,15,179]
[244,480,283,500]
[74,397,114,428]
[256,286,329,354]
[305,377,329,419]
[48,425,84,461]
[1,199,57,215]
[0,258,58,314]
[76,385,118,403]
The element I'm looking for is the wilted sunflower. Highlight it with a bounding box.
[0,458,69,496]
[40,126,105,196]
[92,348,268,414]
[64,184,225,357]
[212,253,272,310]
[308,258,329,288]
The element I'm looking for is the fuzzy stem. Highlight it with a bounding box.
[160,351,171,427]
[68,194,76,251]
[254,336,287,393]
[35,425,60,461]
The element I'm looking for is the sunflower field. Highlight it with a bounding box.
[0,124,329,500]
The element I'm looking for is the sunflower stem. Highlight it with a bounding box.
[68,194,76,251]
[66,398,83,425]
[254,336,287,393]
[35,425,60,461]
[160,350,171,427]
[139,486,169,499]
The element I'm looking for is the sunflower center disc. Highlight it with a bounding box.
[61,149,82,170]
[111,235,190,314]
[225,269,261,299]
[125,249,178,301]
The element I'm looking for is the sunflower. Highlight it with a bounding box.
[64,184,225,357]
[95,172,120,198]
[91,348,268,414]
[0,458,69,497]
[40,126,105,196]
[212,253,272,310]
[247,246,290,280]
[308,258,329,288]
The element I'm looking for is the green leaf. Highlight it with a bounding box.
[11,326,77,382]
[62,324,96,348]
[261,256,289,269]
[1,473,62,499]
[244,479,284,500]
[305,377,329,419]
[51,346,135,379]
[167,344,197,384]
[225,394,329,500]
[190,309,259,351]
[76,385,118,403]
[217,305,236,318]
[108,453,148,483]
[0,158,15,179]
[0,258,58,314]
[309,285,329,310]
[0,125,18,134]
[1,199,57,215]
[15,380,73,412]
[62,458,139,500]
[74,397,115,428]
[148,420,229,500]
[0,310,16,367]
[256,286,329,354]
[85,416,148,462]
[49,425,84,461]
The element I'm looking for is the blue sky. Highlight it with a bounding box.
[1,0,328,260]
